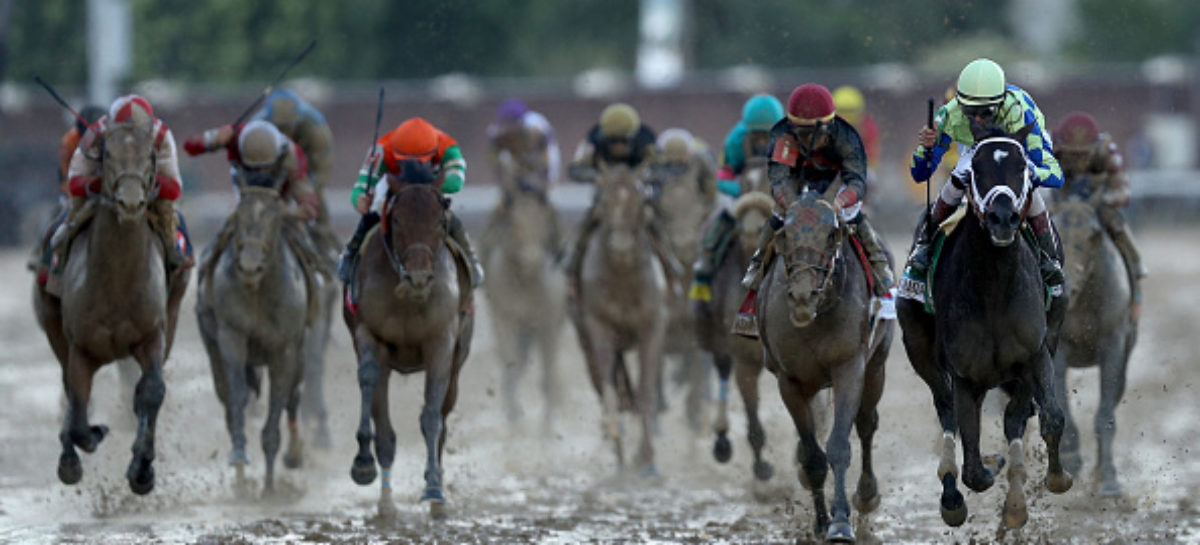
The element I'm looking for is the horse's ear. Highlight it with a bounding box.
[1014,122,1035,144]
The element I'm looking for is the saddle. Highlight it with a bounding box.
[897,205,1059,314]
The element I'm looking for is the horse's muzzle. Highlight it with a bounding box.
[395,271,434,302]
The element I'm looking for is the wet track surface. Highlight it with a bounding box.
[1,229,1198,544]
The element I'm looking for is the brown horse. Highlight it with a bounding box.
[571,163,669,475]
[32,122,188,495]
[345,179,474,519]
[757,190,893,542]
[695,159,776,481]
[1053,192,1138,498]
[653,156,716,433]
[480,155,566,427]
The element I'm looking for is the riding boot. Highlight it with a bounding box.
[851,214,894,297]
[740,215,783,291]
[150,200,186,274]
[46,196,94,296]
[447,210,485,288]
[907,198,957,278]
[337,212,380,284]
[1028,211,1065,287]
[689,209,737,303]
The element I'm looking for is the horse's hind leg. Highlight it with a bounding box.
[853,353,886,514]
[283,367,304,471]
[735,354,772,481]
[58,347,107,485]
[350,333,381,486]
[1001,385,1035,529]
[260,349,293,495]
[1094,349,1129,497]
[500,328,531,425]
[371,370,397,518]
[777,376,830,538]
[127,335,166,495]
[954,378,995,494]
[711,353,734,464]
[538,322,564,431]
[1031,349,1073,494]
[635,319,667,476]
[683,346,710,434]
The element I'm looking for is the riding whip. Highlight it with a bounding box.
[924,97,935,237]
[231,39,318,126]
[33,76,92,130]
[364,86,385,205]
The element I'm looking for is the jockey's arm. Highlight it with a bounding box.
[182,124,236,156]
[567,140,598,183]
[350,144,385,212]
[65,142,103,197]
[281,143,318,219]
[438,145,466,194]
[1021,119,1064,189]
[1097,137,1130,207]
[301,124,335,189]
[153,128,183,201]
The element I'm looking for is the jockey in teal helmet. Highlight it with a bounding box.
[689,93,784,303]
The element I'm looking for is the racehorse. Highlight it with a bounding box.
[32,122,188,495]
[345,173,474,519]
[896,128,1073,530]
[757,189,893,542]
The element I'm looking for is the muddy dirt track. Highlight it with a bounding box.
[1,229,1198,544]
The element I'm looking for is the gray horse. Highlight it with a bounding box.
[1053,195,1138,497]
[695,176,776,481]
[654,157,716,433]
[481,162,566,428]
[196,186,319,494]
[346,181,474,520]
[33,123,187,495]
[757,190,893,543]
[571,163,669,475]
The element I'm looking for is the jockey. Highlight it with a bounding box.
[564,102,682,293]
[689,93,784,302]
[648,127,717,200]
[485,98,561,193]
[832,85,881,168]
[183,119,321,280]
[337,116,484,287]
[1052,111,1147,281]
[740,83,895,304]
[909,58,1065,286]
[252,90,336,241]
[49,95,191,292]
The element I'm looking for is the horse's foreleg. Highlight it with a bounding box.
[350,332,381,486]
[823,357,865,542]
[735,354,771,481]
[283,352,305,471]
[1032,349,1073,494]
[954,378,993,493]
[261,351,290,495]
[58,346,106,486]
[127,334,166,495]
[538,321,564,429]
[497,325,525,424]
[778,376,828,536]
[711,353,733,463]
[683,346,710,435]
[372,370,396,518]
[1094,349,1129,497]
[419,337,455,505]
[217,325,251,470]
[634,318,667,476]
[300,322,331,450]
[853,354,886,514]
[1001,385,1035,529]
[1053,347,1082,474]
[584,318,622,468]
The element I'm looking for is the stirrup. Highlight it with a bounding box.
[740,261,762,290]
[688,281,711,302]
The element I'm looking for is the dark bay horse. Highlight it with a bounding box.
[694,159,777,482]
[32,123,187,495]
[196,185,318,494]
[897,132,1073,530]
[345,179,474,519]
[481,154,566,428]
[1053,191,1138,497]
[571,163,669,475]
[757,190,893,542]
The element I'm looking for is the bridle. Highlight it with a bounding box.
[381,183,447,280]
[966,136,1032,220]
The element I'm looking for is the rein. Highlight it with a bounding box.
[380,184,447,280]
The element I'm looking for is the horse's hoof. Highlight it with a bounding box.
[853,489,881,514]
[228,449,251,467]
[1003,491,1028,529]
[57,452,82,485]
[378,498,398,520]
[940,481,967,527]
[963,468,996,493]
[421,486,446,503]
[350,456,377,486]
[825,521,855,543]
[1045,470,1073,494]
[127,464,155,496]
[283,450,303,470]
[429,501,448,521]
[713,434,733,463]
[1060,449,1083,474]
[1097,480,1123,498]
[753,460,774,481]
[639,463,660,479]
[72,425,109,453]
